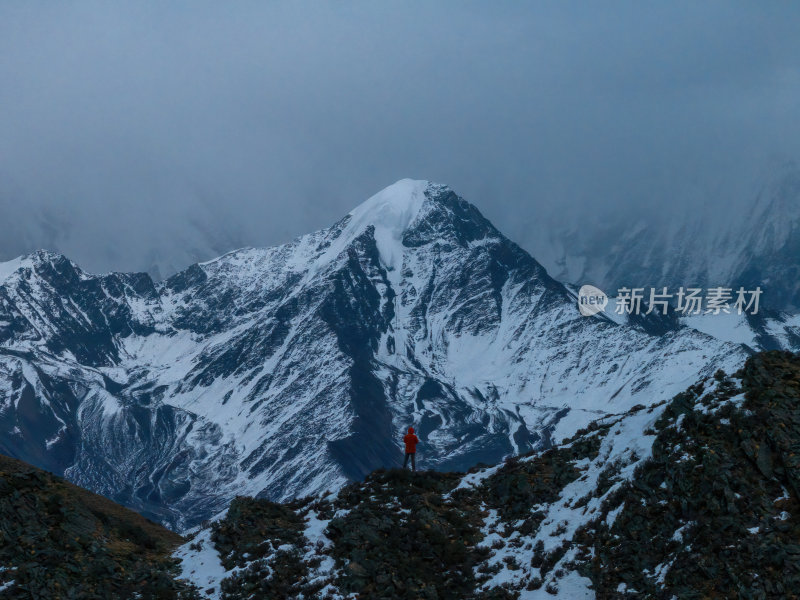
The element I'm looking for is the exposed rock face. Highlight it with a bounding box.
[0,180,747,529]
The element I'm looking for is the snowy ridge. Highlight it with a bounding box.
[0,256,32,285]
[341,178,429,271]
[471,403,668,597]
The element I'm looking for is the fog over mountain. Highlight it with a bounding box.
[1,2,799,284]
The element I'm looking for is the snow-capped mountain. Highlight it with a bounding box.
[0,180,749,530]
[528,162,800,313]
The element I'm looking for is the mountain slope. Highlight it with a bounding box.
[0,453,197,599]
[0,180,748,529]
[176,351,800,600]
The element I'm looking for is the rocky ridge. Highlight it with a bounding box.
[175,351,800,599]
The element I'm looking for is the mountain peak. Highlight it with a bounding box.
[320,179,435,272]
[347,178,432,230]
[339,179,503,269]
[0,250,75,284]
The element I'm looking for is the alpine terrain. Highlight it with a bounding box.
[174,350,800,599]
[0,180,756,531]
[0,350,796,599]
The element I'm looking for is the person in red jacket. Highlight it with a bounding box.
[403,426,419,472]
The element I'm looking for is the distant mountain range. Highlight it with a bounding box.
[528,162,800,312]
[0,180,795,531]
[5,165,799,314]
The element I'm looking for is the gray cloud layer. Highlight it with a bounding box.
[1,2,799,276]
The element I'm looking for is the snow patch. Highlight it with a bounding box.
[328,178,431,275]
[175,529,228,599]
[0,256,29,284]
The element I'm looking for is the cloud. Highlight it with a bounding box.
[1,1,798,275]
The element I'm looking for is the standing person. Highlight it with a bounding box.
[403,426,419,472]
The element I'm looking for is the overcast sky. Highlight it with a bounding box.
[1,2,799,277]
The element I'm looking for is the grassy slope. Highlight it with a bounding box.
[0,454,198,599]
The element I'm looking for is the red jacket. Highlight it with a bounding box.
[403,427,419,454]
